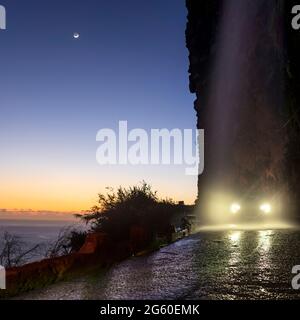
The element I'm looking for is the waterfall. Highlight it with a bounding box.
[193,0,286,224]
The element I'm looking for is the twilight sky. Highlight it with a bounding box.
[0,0,197,213]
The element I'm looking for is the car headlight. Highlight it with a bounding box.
[260,203,271,214]
[230,203,241,214]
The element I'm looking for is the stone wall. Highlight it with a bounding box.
[0,222,188,298]
[0,232,131,298]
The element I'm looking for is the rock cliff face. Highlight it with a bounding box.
[186,0,300,220]
[284,0,300,218]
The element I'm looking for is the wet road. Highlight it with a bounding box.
[17,229,300,300]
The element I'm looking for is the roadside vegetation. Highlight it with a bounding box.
[0,182,190,268]
[77,182,179,243]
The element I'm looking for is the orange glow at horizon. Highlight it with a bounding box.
[0,168,196,213]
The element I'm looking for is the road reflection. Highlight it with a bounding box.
[228,230,242,244]
[16,229,300,300]
[258,230,273,252]
[257,230,274,273]
[227,230,242,267]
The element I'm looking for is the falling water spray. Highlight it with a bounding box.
[188,0,289,228]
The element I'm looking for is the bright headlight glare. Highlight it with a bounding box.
[230,203,241,214]
[260,203,271,213]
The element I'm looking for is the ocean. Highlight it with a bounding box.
[0,219,85,263]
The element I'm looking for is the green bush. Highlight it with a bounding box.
[77,182,178,242]
[45,228,87,258]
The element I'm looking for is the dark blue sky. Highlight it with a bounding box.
[0,0,197,211]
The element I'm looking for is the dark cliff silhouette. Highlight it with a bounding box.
[186,0,300,221]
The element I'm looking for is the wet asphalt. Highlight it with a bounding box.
[16,229,300,300]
